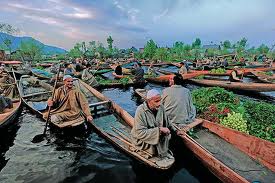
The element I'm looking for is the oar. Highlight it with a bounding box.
[11,67,21,97]
[32,66,61,143]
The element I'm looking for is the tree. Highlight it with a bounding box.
[222,40,231,49]
[18,39,43,63]
[239,37,248,48]
[153,47,168,61]
[96,42,107,59]
[0,23,20,56]
[107,35,114,57]
[192,38,201,49]
[257,44,269,55]
[143,39,157,59]
[68,43,82,58]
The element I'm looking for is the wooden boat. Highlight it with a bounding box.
[0,73,22,128]
[189,79,275,92]
[80,80,174,169]
[95,75,136,88]
[3,61,31,79]
[141,62,171,67]
[31,68,53,80]
[109,64,132,75]
[19,75,53,114]
[250,71,275,84]
[179,119,275,183]
[145,74,172,85]
[135,89,147,99]
[91,69,112,75]
[135,88,275,181]
[145,72,204,85]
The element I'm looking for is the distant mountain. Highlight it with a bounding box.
[0,32,67,55]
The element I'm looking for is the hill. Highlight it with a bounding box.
[0,32,67,55]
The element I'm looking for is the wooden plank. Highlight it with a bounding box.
[89,100,110,108]
[22,91,52,98]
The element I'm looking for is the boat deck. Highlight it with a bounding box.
[195,129,275,183]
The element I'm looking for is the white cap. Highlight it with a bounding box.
[146,89,160,99]
[63,75,73,81]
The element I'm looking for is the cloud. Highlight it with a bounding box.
[153,8,169,22]
[0,0,274,49]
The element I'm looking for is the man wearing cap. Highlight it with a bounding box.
[162,74,196,128]
[131,89,176,167]
[45,75,93,126]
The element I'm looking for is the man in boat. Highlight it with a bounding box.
[229,66,243,82]
[0,72,16,98]
[132,62,145,84]
[64,63,76,76]
[162,74,196,128]
[45,75,93,126]
[114,62,123,75]
[131,89,176,167]
[178,61,188,74]
[147,62,157,77]
[81,63,98,87]
[0,95,13,113]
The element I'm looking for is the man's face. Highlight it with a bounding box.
[64,78,73,89]
[148,95,161,111]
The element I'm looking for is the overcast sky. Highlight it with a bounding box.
[1,0,274,50]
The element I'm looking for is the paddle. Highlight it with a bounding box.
[32,66,61,143]
[11,67,21,97]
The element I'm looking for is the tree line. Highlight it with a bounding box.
[1,23,274,63]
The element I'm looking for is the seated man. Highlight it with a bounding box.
[112,62,123,78]
[45,75,93,126]
[229,66,243,82]
[0,95,13,113]
[131,89,176,167]
[63,63,76,76]
[114,62,123,75]
[162,74,196,127]
[178,61,188,74]
[81,63,98,87]
[0,72,16,98]
[147,62,157,76]
[132,62,145,84]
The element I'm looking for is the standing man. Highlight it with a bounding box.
[46,75,93,127]
[162,74,196,127]
[131,89,176,167]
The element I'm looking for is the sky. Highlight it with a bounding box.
[0,0,274,50]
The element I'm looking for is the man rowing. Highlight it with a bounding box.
[162,74,196,128]
[45,75,93,127]
[131,89,176,167]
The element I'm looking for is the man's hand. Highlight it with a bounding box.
[87,115,93,122]
[159,127,170,135]
[47,98,54,107]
